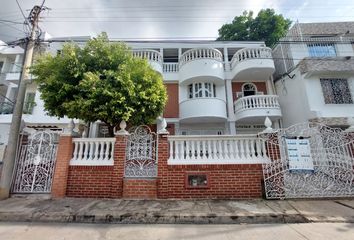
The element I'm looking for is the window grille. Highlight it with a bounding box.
[307,43,337,57]
[320,78,353,104]
[188,82,216,99]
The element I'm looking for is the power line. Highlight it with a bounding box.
[0,22,27,34]
[15,0,31,34]
[0,19,24,24]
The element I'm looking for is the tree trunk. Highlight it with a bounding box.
[108,125,115,137]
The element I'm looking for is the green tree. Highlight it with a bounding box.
[217,9,291,47]
[31,33,167,135]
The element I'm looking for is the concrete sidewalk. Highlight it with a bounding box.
[0,196,354,224]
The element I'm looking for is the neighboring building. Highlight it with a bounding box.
[273,22,354,128]
[0,38,84,160]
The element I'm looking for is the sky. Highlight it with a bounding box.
[0,0,354,42]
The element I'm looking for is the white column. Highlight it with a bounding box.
[223,47,230,71]
[228,121,236,135]
[266,76,275,95]
[89,121,99,138]
[160,48,164,60]
[178,48,182,61]
[175,122,180,135]
[12,54,22,72]
[225,79,234,119]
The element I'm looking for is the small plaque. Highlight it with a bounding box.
[185,172,209,188]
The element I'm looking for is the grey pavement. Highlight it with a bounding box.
[0,196,354,224]
[0,222,354,240]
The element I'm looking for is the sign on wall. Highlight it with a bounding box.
[285,137,314,172]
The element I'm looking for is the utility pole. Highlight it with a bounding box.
[0,5,45,199]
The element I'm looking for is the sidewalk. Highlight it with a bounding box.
[0,196,354,224]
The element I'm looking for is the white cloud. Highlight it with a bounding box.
[0,0,353,42]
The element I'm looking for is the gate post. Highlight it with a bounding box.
[51,123,76,198]
[157,132,169,198]
[111,127,129,198]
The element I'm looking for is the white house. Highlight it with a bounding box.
[0,37,281,159]
[272,22,354,128]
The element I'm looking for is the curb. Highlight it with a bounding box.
[0,212,310,224]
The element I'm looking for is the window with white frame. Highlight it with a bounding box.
[188,82,216,99]
[320,78,353,104]
[307,43,337,57]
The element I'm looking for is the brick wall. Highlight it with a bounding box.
[163,83,179,118]
[51,135,74,198]
[158,165,263,199]
[157,134,263,199]
[123,179,157,199]
[56,133,265,199]
[66,166,113,198]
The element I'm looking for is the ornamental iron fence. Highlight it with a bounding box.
[125,126,157,178]
[259,123,354,199]
[12,130,58,193]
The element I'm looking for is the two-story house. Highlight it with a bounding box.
[272,22,354,128]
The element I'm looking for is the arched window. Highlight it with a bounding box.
[242,83,257,97]
[188,82,216,98]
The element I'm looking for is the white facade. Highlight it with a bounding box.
[123,41,280,135]
[273,22,354,128]
[0,37,282,153]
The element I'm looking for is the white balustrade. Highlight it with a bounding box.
[179,48,223,67]
[234,95,280,114]
[168,135,270,165]
[163,63,179,72]
[230,47,272,69]
[132,50,163,64]
[70,138,115,166]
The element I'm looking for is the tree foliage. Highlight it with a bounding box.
[217,9,291,47]
[31,33,167,131]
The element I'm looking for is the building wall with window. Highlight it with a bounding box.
[273,22,354,128]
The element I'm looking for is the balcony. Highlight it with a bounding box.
[180,98,227,123]
[234,95,282,123]
[230,47,275,80]
[179,48,224,84]
[132,50,163,74]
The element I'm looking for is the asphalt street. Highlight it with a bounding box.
[0,222,353,240]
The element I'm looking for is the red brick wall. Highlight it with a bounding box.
[157,134,263,199]
[51,135,74,198]
[58,133,264,199]
[123,179,157,199]
[159,165,263,199]
[66,166,113,198]
[163,83,179,118]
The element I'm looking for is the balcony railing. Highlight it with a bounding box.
[168,135,270,164]
[132,49,163,64]
[230,47,272,69]
[179,48,223,67]
[163,63,179,72]
[70,138,116,166]
[234,95,280,114]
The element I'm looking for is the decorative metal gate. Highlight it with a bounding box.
[12,131,58,193]
[260,123,354,199]
[125,126,157,178]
